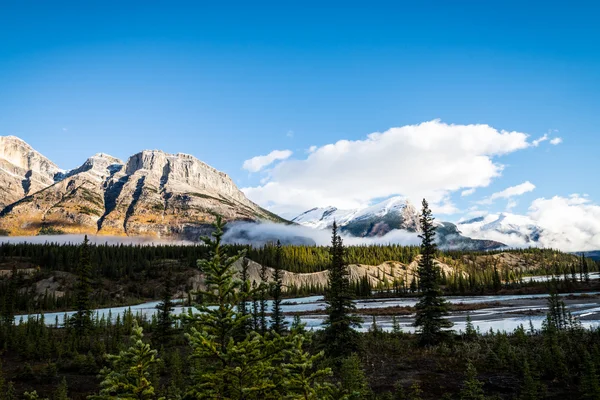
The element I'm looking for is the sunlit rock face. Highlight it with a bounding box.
[0,137,285,239]
[0,136,64,209]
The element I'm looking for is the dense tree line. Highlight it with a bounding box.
[1,206,600,399]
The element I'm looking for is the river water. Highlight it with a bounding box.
[14,292,600,334]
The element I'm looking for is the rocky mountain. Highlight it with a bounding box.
[0,136,64,209]
[0,136,284,239]
[457,213,543,248]
[293,197,420,236]
[292,197,506,251]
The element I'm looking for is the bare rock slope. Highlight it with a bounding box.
[0,136,283,239]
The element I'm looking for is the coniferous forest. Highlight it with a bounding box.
[1,203,600,399]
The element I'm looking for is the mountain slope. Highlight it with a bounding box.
[457,213,542,248]
[0,137,284,239]
[292,197,506,250]
[0,136,64,209]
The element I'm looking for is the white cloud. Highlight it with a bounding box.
[242,149,293,173]
[532,134,548,147]
[528,195,600,251]
[460,195,600,252]
[550,137,563,145]
[461,188,476,197]
[485,181,536,203]
[243,120,534,216]
[286,130,294,138]
[506,199,518,211]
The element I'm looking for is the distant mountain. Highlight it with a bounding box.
[0,136,284,239]
[457,213,543,248]
[582,251,600,261]
[292,197,506,251]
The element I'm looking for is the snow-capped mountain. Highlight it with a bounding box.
[457,213,543,248]
[292,197,419,236]
[292,197,505,250]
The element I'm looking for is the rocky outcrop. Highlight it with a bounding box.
[0,137,285,239]
[185,257,461,293]
[0,136,63,209]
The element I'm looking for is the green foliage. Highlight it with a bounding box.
[185,216,331,399]
[322,222,361,360]
[154,266,175,344]
[90,322,160,400]
[414,199,452,346]
[459,361,485,400]
[337,354,370,399]
[70,235,93,334]
[53,377,68,400]
[270,240,287,334]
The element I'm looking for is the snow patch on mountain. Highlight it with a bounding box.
[458,213,542,247]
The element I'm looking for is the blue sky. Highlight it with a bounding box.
[1,1,599,225]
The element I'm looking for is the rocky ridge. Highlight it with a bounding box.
[0,136,283,239]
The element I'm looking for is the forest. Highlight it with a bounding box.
[1,203,600,399]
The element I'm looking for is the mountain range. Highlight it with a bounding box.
[0,136,282,240]
[291,197,506,250]
[0,135,574,252]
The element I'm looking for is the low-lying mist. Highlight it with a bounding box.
[0,222,422,247]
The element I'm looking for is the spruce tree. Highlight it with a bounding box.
[459,361,485,400]
[186,216,331,399]
[155,266,174,344]
[322,221,361,359]
[580,352,600,400]
[71,235,93,334]
[414,199,452,346]
[90,322,160,400]
[237,257,252,336]
[270,240,287,334]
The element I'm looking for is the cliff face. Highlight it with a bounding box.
[0,136,63,209]
[0,137,284,239]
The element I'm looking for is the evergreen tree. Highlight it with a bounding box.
[186,216,331,399]
[1,266,17,327]
[258,261,268,334]
[322,221,361,359]
[459,361,485,400]
[90,322,160,400]
[414,199,452,346]
[580,352,600,400]
[53,377,68,400]
[270,240,287,334]
[238,257,252,335]
[70,235,93,334]
[155,266,175,344]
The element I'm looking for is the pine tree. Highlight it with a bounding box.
[155,266,174,344]
[258,261,268,334]
[580,352,600,400]
[185,216,331,399]
[90,321,160,400]
[459,361,485,400]
[270,240,287,334]
[322,221,361,359]
[70,235,93,334]
[1,266,17,327]
[414,199,452,346]
[53,377,68,400]
[238,257,252,335]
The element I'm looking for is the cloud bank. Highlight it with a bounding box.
[242,120,536,217]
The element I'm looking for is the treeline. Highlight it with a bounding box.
[0,242,422,275]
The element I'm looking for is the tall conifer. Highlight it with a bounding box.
[322,221,361,359]
[414,199,452,346]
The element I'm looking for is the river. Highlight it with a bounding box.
[14,291,600,334]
